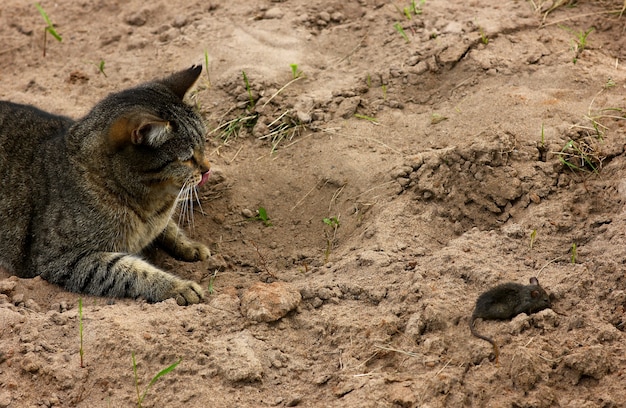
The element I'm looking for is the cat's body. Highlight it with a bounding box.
[0,66,210,305]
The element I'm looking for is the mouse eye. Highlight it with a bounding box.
[530,290,539,298]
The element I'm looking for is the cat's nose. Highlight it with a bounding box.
[200,158,210,173]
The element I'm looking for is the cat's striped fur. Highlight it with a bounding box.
[0,66,210,305]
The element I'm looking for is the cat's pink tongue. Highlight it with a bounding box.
[198,170,211,187]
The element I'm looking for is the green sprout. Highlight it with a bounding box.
[394,22,410,43]
[323,216,341,264]
[132,352,182,408]
[479,27,489,45]
[242,70,255,110]
[204,50,211,85]
[354,113,379,123]
[560,25,594,63]
[529,229,537,249]
[255,207,272,226]
[556,139,599,173]
[244,207,272,226]
[431,113,448,124]
[289,63,303,79]
[570,243,577,264]
[207,270,218,295]
[35,3,62,57]
[411,0,426,14]
[97,60,107,77]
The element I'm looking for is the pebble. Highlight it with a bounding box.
[241,282,302,322]
[0,279,17,294]
[264,8,284,19]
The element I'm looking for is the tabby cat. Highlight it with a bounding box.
[0,65,211,305]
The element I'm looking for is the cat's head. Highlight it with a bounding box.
[76,66,210,200]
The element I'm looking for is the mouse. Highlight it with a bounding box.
[469,277,551,363]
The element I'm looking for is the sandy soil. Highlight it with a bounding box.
[2,0,626,407]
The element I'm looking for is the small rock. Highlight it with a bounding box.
[125,9,149,26]
[295,110,312,124]
[318,11,331,22]
[241,208,255,218]
[12,293,24,306]
[241,282,302,322]
[20,353,40,373]
[335,97,360,119]
[330,12,344,22]
[24,299,40,312]
[264,7,284,19]
[0,280,17,295]
[172,15,189,28]
[209,331,264,382]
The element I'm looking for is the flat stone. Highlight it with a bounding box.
[241,282,301,322]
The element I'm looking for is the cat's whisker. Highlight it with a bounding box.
[193,186,206,216]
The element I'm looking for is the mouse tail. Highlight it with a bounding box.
[470,317,500,365]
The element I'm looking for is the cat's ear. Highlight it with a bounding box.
[108,112,171,150]
[158,65,203,100]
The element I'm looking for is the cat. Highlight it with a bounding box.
[0,65,212,305]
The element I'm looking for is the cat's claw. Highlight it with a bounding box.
[182,242,210,262]
[171,280,205,306]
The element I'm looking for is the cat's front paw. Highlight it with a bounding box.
[170,280,205,306]
[180,242,211,262]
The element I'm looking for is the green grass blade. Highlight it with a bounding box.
[35,3,52,26]
[140,358,182,403]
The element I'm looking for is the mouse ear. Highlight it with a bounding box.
[530,290,540,298]
[530,277,539,286]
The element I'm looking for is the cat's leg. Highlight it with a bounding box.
[48,253,204,305]
[157,220,211,262]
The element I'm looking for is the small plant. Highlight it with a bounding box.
[431,113,448,124]
[289,63,303,79]
[97,60,107,77]
[323,216,341,263]
[397,0,425,19]
[411,0,426,14]
[393,23,410,43]
[78,297,84,368]
[570,243,577,264]
[241,70,255,110]
[35,3,62,57]
[204,50,211,86]
[245,207,272,226]
[255,207,272,226]
[529,229,537,249]
[561,25,594,63]
[604,77,616,89]
[381,84,388,100]
[555,139,600,173]
[479,27,489,45]
[132,352,182,408]
[207,270,218,295]
[354,113,379,123]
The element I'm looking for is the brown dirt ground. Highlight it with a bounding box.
[2,0,626,407]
